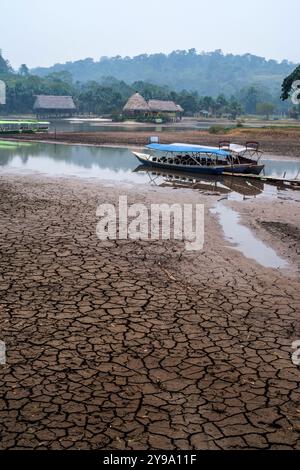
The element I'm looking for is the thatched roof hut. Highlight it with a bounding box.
[148,100,179,113]
[123,93,184,120]
[34,95,76,111]
[123,93,150,112]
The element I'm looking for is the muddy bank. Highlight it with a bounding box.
[0,175,300,450]
[3,127,300,157]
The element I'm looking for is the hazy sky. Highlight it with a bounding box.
[0,0,299,69]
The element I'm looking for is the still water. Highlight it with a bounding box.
[48,118,294,133]
[210,204,288,269]
[49,119,205,133]
[0,141,299,198]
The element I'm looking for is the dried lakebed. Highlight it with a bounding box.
[0,148,300,450]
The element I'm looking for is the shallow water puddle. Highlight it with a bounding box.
[210,203,288,269]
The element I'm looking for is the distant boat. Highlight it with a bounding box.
[0,120,49,134]
[132,141,265,175]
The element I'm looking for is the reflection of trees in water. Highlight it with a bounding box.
[0,152,13,166]
[0,146,22,165]
[0,143,136,171]
[0,143,45,165]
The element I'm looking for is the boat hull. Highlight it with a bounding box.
[133,152,264,175]
[134,165,265,196]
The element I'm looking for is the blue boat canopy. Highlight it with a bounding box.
[146,143,230,157]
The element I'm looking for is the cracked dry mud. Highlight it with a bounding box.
[0,175,300,450]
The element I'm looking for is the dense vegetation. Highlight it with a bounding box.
[0,52,12,75]
[281,65,300,100]
[33,49,294,97]
[281,66,300,119]
[0,49,297,118]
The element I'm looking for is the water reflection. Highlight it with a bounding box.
[0,142,137,180]
[261,159,300,179]
[0,142,299,198]
[134,166,265,197]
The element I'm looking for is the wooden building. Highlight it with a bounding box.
[33,95,76,118]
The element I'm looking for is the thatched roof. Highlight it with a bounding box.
[34,95,76,110]
[123,93,184,114]
[148,100,179,112]
[123,93,150,112]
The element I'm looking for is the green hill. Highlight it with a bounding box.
[32,49,296,97]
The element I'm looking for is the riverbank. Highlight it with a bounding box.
[0,174,299,450]
[2,126,300,157]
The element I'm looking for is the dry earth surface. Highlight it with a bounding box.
[0,175,299,450]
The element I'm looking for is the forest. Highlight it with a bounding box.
[0,49,298,118]
[33,49,294,97]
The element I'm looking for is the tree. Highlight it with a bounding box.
[0,50,12,75]
[19,64,29,76]
[176,90,199,114]
[46,71,73,85]
[256,102,275,119]
[213,94,228,116]
[226,97,243,119]
[238,85,273,115]
[201,96,214,113]
[77,82,124,115]
[281,65,300,101]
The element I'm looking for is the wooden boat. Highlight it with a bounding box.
[132,142,264,175]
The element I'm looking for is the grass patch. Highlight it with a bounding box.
[208,124,242,134]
